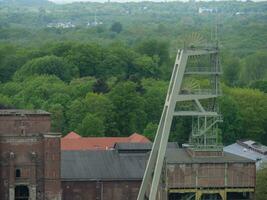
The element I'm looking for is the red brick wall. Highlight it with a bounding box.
[227,163,256,187]
[0,115,50,135]
[43,136,61,199]
[0,112,61,200]
[167,162,256,189]
[61,181,141,200]
[0,136,44,199]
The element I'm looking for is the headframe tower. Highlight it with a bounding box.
[137,40,222,199]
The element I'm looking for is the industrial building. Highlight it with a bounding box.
[0,109,61,200]
[0,46,258,200]
[0,109,256,200]
[224,140,267,170]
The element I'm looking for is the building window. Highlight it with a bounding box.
[15,169,21,178]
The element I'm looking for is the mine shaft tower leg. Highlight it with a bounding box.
[137,47,222,200]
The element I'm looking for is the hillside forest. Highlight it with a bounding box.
[0,0,266,146]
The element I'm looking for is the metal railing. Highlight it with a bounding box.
[185,67,221,73]
[180,88,221,95]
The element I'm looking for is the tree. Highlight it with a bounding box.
[256,168,267,200]
[84,93,113,121]
[97,51,127,78]
[141,78,168,123]
[0,93,13,108]
[226,87,267,144]
[68,77,96,99]
[0,45,27,83]
[66,92,113,134]
[240,51,267,85]
[170,117,191,145]
[109,81,146,135]
[219,95,243,145]
[12,75,67,109]
[48,42,74,57]
[13,55,79,82]
[143,122,158,141]
[250,80,267,93]
[0,82,22,97]
[46,103,65,133]
[110,22,122,34]
[104,43,139,78]
[137,39,170,65]
[66,44,102,77]
[66,99,85,132]
[222,56,240,86]
[133,55,160,78]
[77,113,105,137]
[93,79,110,94]
[0,55,26,83]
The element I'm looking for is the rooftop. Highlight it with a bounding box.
[61,132,151,150]
[0,109,50,116]
[61,150,148,181]
[238,140,267,155]
[61,146,253,181]
[224,141,267,169]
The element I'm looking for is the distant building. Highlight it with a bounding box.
[47,22,75,29]
[198,7,215,14]
[61,131,150,150]
[224,140,267,170]
[87,21,103,27]
[235,11,245,15]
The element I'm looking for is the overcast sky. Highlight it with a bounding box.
[48,0,184,3]
[49,0,265,3]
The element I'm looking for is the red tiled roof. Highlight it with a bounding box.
[129,133,150,143]
[61,132,150,151]
[64,131,81,139]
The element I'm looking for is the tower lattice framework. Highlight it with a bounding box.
[137,46,222,200]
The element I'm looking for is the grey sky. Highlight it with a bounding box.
[49,0,266,3]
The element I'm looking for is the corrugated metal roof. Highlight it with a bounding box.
[61,150,148,180]
[61,147,254,180]
[224,143,267,169]
[114,142,178,152]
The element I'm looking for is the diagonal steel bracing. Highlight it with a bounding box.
[137,47,222,200]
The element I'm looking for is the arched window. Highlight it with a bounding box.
[15,185,29,200]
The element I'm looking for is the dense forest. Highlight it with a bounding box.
[0,0,266,146]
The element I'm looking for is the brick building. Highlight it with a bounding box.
[0,110,61,200]
[0,109,256,200]
[61,143,255,200]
